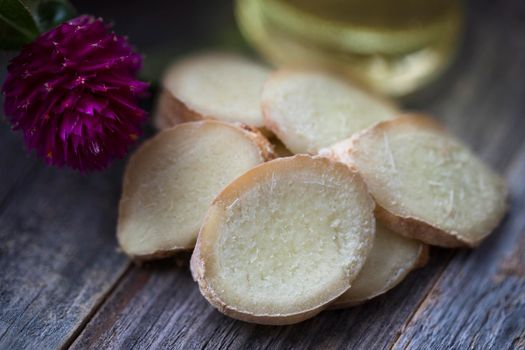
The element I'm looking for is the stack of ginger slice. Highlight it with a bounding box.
[117,52,507,325]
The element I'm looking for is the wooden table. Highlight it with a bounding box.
[1,0,524,349]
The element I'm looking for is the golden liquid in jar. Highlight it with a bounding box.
[235,0,462,96]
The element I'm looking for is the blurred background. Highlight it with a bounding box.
[69,0,252,86]
[1,2,525,349]
[1,0,523,152]
[67,0,464,98]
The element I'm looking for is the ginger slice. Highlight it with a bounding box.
[322,115,507,247]
[118,120,274,260]
[332,224,428,308]
[191,155,375,325]
[262,70,398,154]
[155,52,271,132]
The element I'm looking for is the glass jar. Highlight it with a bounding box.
[235,0,462,97]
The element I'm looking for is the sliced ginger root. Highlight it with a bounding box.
[155,52,271,133]
[118,120,274,260]
[191,155,375,325]
[322,115,507,247]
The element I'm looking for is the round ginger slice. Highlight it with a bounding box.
[323,115,507,247]
[332,224,428,308]
[117,120,274,260]
[156,52,271,131]
[191,155,375,325]
[262,70,398,154]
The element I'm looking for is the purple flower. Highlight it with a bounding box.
[2,15,148,171]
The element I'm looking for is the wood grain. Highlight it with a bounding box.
[1,0,524,348]
[70,250,452,350]
[0,123,131,349]
[392,143,525,350]
[391,2,525,348]
[71,1,525,349]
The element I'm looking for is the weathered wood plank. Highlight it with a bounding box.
[0,51,136,350]
[0,154,131,349]
[392,143,525,350]
[3,0,524,348]
[390,2,525,348]
[70,1,525,349]
[69,250,450,350]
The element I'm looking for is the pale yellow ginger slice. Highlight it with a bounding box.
[321,115,507,247]
[191,155,375,325]
[262,70,398,154]
[332,224,428,308]
[117,120,274,260]
[155,52,271,131]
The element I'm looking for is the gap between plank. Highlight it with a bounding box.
[61,262,133,350]
[387,251,455,350]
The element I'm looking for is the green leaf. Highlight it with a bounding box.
[0,0,40,50]
[0,0,75,50]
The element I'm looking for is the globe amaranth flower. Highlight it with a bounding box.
[2,15,149,171]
